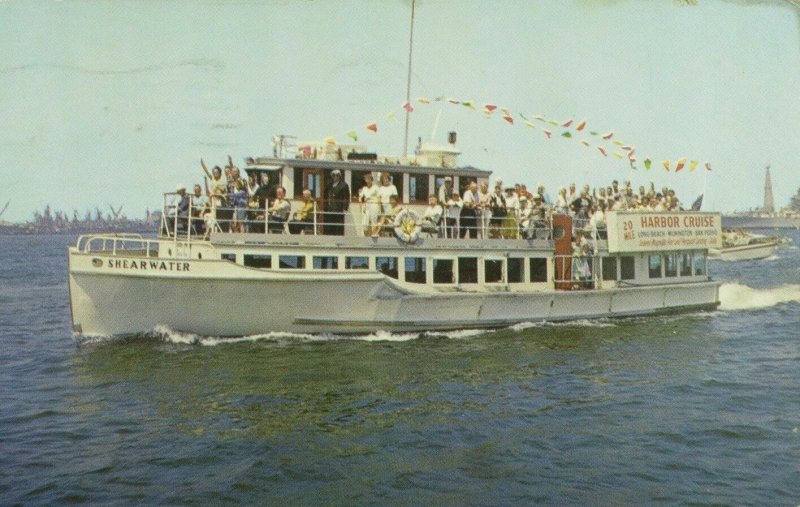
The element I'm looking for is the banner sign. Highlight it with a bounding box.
[606,211,722,253]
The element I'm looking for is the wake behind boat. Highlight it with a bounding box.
[67,135,723,337]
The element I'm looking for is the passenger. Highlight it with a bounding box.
[201,160,229,230]
[488,185,507,238]
[377,172,398,223]
[437,176,453,204]
[611,180,621,201]
[590,201,607,240]
[323,169,350,235]
[572,232,591,286]
[358,173,381,236]
[169,184,191,235]
[553,187,569,215]
[377,194,402,235]
[566,182,578,204]
[190,184,209,235]
[518,196,532,238]
[421,195,443,236]
[460,181,478,239]
[535,183,551,205]
[502,187,519,239]
[445,191,462,238]
[530,194,549,239]
[289,189,316,234]
[477,181,491,239]
[228,166,249,233]
[267,186,290,233]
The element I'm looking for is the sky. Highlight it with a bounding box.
[1,0,799,221]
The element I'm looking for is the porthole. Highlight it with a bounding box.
[552,226,565,240]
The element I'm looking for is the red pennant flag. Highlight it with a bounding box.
[484,104,497,112]
[597,146,607,157]
[576,119,586,131]
[543,129,552,139]
[402,101,414,112]
[675,158,686,172]
[366,123,378,133]
[503,114,514,124]
[561,119,573,128]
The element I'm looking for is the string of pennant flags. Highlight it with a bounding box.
[327,95,711,173]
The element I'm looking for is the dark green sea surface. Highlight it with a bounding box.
[1,233,799,505]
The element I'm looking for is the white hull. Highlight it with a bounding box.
[69,250,720,336]
[709,241,778,261]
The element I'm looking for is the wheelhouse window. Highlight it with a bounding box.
[484,259,504,284]
[529,258,547,282]
[664,254,678,277]
[648,255,662,278]
[404,257,426,284]
[313,256,338,269]
[507,257,524,283]
[433,259,454,284]
[408,174,430,203]
[458,257,478,284]
[620,256,635,280]
[279,255,305,269]
[693,252,706,276]
[376,256,399,279]
[221,253,236,263]
[345,256,369,270]
[680,253,693,276]
[244,254,271,268]
[602,257,617,281]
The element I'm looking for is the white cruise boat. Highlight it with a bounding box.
[67,135,723,337]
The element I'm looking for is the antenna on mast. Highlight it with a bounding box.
[402,0,416,157]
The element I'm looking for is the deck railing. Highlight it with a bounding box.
[160,192,604,242]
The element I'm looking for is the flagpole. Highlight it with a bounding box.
[403,0,416,158]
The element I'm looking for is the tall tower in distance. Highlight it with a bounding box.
[763,165,775,213]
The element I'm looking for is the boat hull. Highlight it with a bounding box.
[69,250,721,337]
[709,241,778,261]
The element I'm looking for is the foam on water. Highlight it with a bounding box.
[718,283,800,311]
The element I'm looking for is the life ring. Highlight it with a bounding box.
[393,208,422,243]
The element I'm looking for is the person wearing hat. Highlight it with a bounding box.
[323,169,350,235]
[171,184,191,235]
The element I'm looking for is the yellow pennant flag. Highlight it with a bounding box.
[385,112,397,121]
[689,160,699,172]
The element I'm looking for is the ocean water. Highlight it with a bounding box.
[1,231,799,505]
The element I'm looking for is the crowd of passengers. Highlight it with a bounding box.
[170,157,688,241]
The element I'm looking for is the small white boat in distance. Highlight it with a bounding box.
[709,230,780,261]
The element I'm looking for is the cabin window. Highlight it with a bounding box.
[433,259,454,284]
[693,252,706,276]
[221,253,236,263]
[620,256,635,280]
[279,255,305,269]
[345,256,369,270]
[484,259,504,283]
[459,176,477,193]
[244,254,271,269]
[664,254,678,277]
[680,253,693,276]
[529,258,547,282]
[602,257,617,281]
[294,168,322,199]
[507,257,524,283]
[408,174,430,203]
[458,257,478,284]
[648,255,662,278]
[376,256,399,279]
[313,256,338,269]
[404,257,426,284]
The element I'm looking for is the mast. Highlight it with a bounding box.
[402,0,416,157]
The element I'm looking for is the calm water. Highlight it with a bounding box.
[1,232,799,505]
